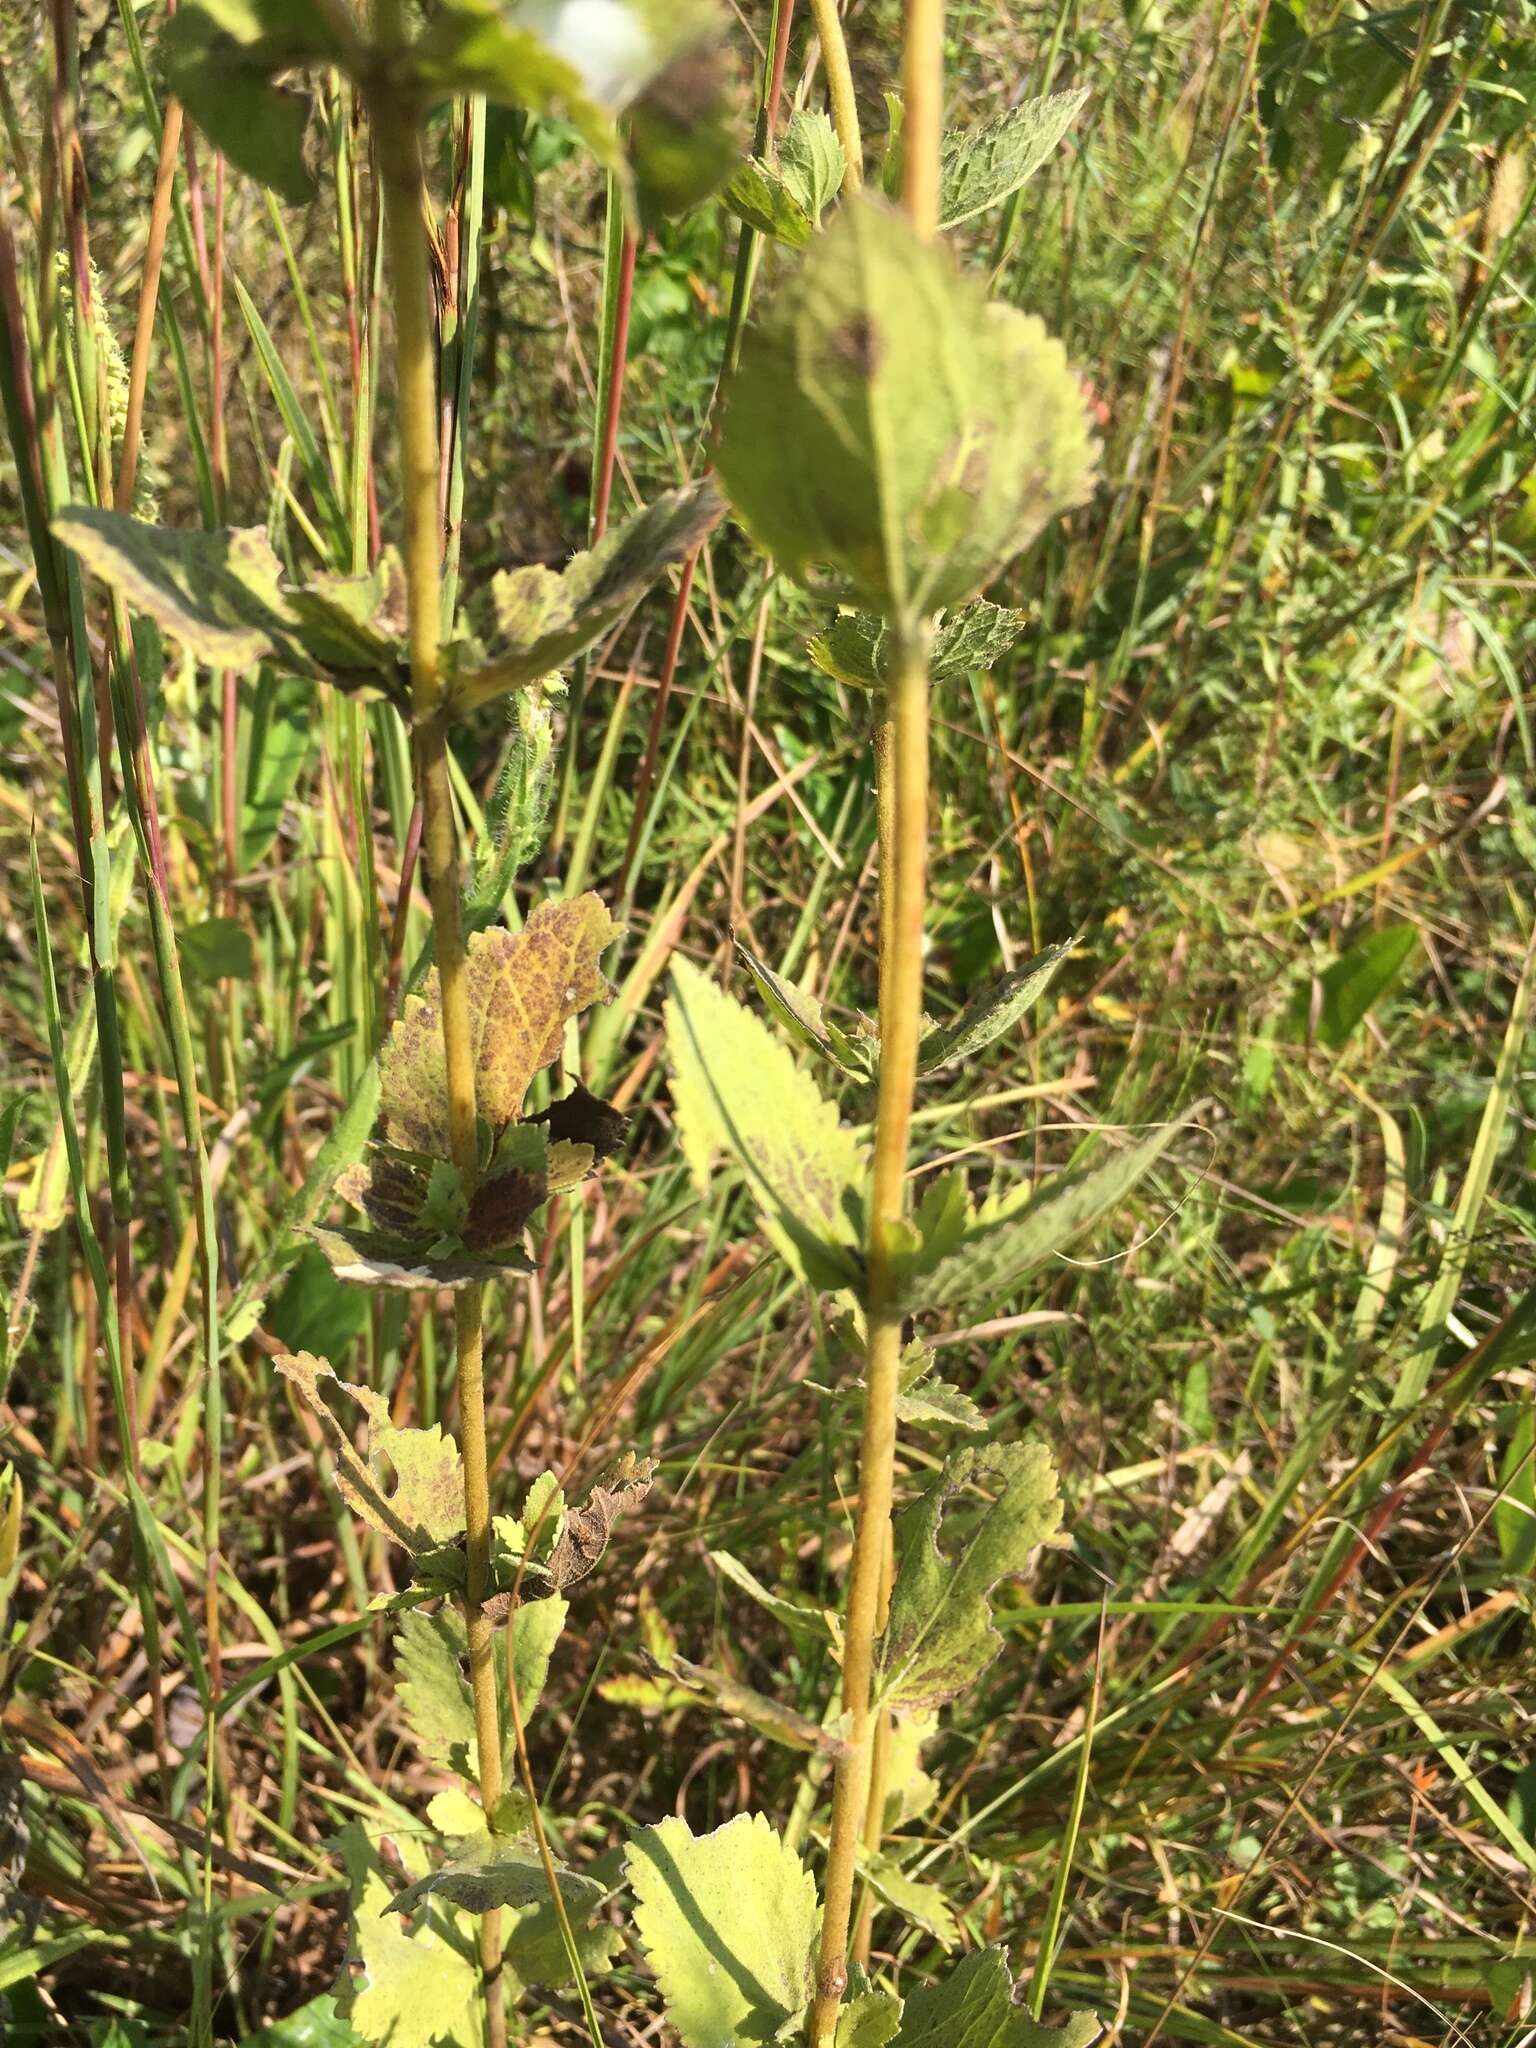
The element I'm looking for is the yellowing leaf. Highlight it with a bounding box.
[379,896,619,1157]
[626,1812,818,2048]
[274,1350,464,1554]
[876,1442,1062,1712]
[334,1824,478,2048]
[716,196,1096,623]
[665,957,867,1292]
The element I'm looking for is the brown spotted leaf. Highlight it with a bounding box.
[274,1349,465,1553]
[531,1083,629,1161]
[549,1453,657,1590]
[379,895,620,1157]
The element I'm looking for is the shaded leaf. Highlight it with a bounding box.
[630,39,741,225]
[1288,924,1419,1049]
[333,1824,477,2048]
[549,1453,656,1590]
[722,107,844,246]
[717,196,1096,621]
[379,897,618,1157]
[308,1220,535,1292]
[890,1946,1100,2048]
[809,600,1024,692]
[917,942,1072,1071]
[735,941,875,1079]
[666,956,867,1291]
[708,1549,833,1642]
[626,1812,818,2048]
[939,88,1088,229]
[388,1828,602,1924]
[530,1082,629,1161]
[450,483,723,714]
[274,1350,464,1554]
[641,1650,848,1755]
[241,673,314,866]
[898,1110,1197,1311]
[179,916,256,986]
[877,1441,1062,1711]
[161,1,337,206]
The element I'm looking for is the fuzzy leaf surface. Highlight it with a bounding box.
[451,483,723,714]
[876,1441,1062,1711]
[626,1812,818,2048]
[808,600,1023,691]
[938,88,1089,228]
[380,897,617,1157]
[53,509,406,696]
[274,1351,464,1554]
[395,1608,478,1776]
[717,197,1095,620]
[735,942,875,1079]
[917,943,1071,1071]
[334,1824,477,2048]
[160,1,339,205]
[889,1946,1100,2048]
[388,1829,603,1923]
[901,1110,1195,1311]
[722,108,844,246]
[666,957,867,1290]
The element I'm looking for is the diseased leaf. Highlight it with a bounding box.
[530,1082,629,1162]
[939,88,1089,229]
[890,1946,1100,2048]
[717,196,1096,621]
[274,1350,464,1554]
[52,509,407,699]
[809,600,1024,692]
[450,483,723,715]
[380,897,618,1157]
[309,1220,535,1292]
[917,943,1072,1071]
[666,956,867,1292]
[899,1110,1196,1311]
[334,1824,478,2048]
[877,1441,1062,1712]
[626,1813,818,2048]
[548,1453,656,1589]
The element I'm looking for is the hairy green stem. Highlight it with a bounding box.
[373,68,507,2047]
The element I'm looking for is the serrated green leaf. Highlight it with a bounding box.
[52,508,407,699]
[334,1824,477,2048]
[890,1947,1099,2048]
[274,1350,464,1554]
[900,1110,1196,1311]
[388,1829,603,1923]
[450,482,723,714]
[722,108,844,247]
[717,196,1096,622]
[838,1986,903,2048]
[895,1378,988,1433]
[626,1813,818,2048]
[161,1,338,206]
[665,957,867,1292]
[938,88,1088,229]
[809,601,1023,692]
[721,159,817,247]
[395,1608,478,1777]
[860,1853,958,1949]
[380,896,618,1158]
[876,1441,1062,1711]
[240,1992,358,2047]
[917,943,1071,1071]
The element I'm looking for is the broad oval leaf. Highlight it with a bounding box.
[626,1812,819,2048]
[665,956,867,1292]
[334,1823,478,2048]
[716,196,1096,623]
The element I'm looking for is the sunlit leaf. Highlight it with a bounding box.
[877,1441,1062,1712]
[450,482,724,715]
[938,88,1088,229]
[274,1350,464,1554]
[889,1946,1099,2048]
[1288,923,1419,1049]
[380,897,618,1157]
[626,1812,818,2048]
[395,1607,478,1777]
[334,1824,477,2048]
[161,0,340,206]
[860,1852,958,1949]
[308,1220,535,1292]
[735,942,875,1079]
[548,1453,656,1590]
[722,107,845,247]
[917,942,1072,1071]
[708,1549,833,1642]
[665,957,867,1292]
[838,1982,903,2048]
[642,1650,847,1755]
[716,196,1096,623]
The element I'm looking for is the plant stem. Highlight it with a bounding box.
[373,68,507,2048]
[810,625,929,2047]
[807,0,863,186]
[901,0,944,236]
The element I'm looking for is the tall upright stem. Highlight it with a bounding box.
[373,72,507,2047]
[810,628,930,2047]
